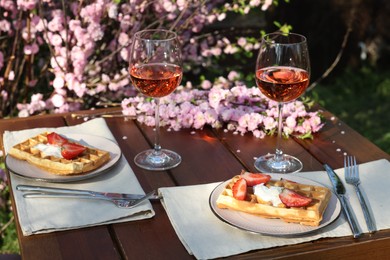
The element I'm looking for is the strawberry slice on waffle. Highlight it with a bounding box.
[240,171,271,186]
[279,188,312,207]
[232,178,247,200]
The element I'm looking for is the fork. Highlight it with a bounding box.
[23,190,156,209]
[344,156,376,233]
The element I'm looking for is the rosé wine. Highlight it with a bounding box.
[130,63,182,98]
[255,66,309,103]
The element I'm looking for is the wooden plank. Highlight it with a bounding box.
[20,227,120,260]
[214,128,324,173]
[113,204,192,260]
[135,123,247,185]
[296,110,390,169]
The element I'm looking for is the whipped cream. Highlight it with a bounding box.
[33,143,63,158]
[253,183,284,207]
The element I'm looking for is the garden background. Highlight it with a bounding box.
[0,0,389,254]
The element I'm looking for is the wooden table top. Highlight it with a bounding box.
[1,107,390,259]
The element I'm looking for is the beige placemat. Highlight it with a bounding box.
[159,159,390,259]
[3,118,155,236]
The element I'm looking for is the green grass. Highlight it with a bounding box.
[309,66,390,154]
[0,184,19,254]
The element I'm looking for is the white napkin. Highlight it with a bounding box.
[159,159,390,259]
[3,118,155,236]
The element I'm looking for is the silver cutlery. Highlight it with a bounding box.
[344,156,376,233]
[17,185,160,209]
[324,164,362,238]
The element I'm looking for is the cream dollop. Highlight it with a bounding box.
[34,143,63,158]
[253,183,284,206]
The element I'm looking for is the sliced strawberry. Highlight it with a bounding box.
[47,132,68,146]
[61,143,86,160]
[232,178,247,200]
[279,188,312,207]
[240,171,271,186]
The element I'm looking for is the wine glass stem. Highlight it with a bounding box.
[275,102,284,162]
[154,98,162,154]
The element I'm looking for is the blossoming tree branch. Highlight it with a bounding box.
[0,0,323,139]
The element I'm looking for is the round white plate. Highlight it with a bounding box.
[209,173,341,236]
[5,134,122,183]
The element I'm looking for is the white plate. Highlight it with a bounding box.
[209,173,341,236]
[5,134,122,183]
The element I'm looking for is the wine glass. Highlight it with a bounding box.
[129,29,183,171]
[254,32,311,173]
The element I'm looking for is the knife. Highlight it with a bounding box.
[16,185,161,201]
[324,164,362,238]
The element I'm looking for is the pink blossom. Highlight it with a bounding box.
[118,32,129,46]
[217,13,226,21]
[228,71,240,81]
[18,109,29,117]
[1,90,8,101]
[54,103,70,114]
[143,115,155,127]
[73,82,87,97]
[107,3,118,19]
[53,76,65,89]
[180,113,194,128]
[28,93,46,113]
[261,0,273,10]
[49,33,63,46]
[296,120,312,134]
[221,108,233,121]
[51,93,65,107]
[1,0,16,12]
[23,43,39,55]
[204,109,218,125]
[8,71,15,81]
[224,45,239,54]
[286,116,297,129]
[237,37,247,47]
[253,129,266,138]
[193,111,206,129]
[87,23,103,41]
[309,113,324,132]
[50,56,67,70]
[69,19,81,31]
[0,20,11,32]
[263,116,277,130]
[17,0,37,11]
[47,11,64,32]
[248,113,263,131]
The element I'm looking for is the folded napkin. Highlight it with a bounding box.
[3,118,155,236]
[159,159,390,259]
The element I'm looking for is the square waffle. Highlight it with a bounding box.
[8,132,111,175]
[216,175,331,226]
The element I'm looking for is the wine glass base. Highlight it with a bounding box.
[134,149,181,171]
[254,154,303,174]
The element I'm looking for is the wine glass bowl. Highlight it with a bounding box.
[129,29,183,171]
[254,32,310,173]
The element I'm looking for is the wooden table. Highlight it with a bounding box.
[1,107,390,259]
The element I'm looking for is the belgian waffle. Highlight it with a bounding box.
[8,132,111,175]
[216,175,331,226]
